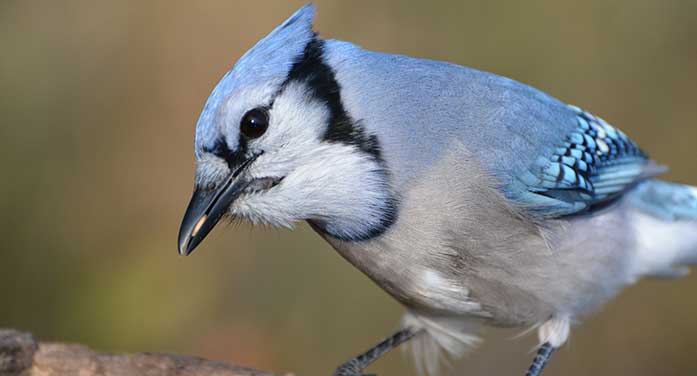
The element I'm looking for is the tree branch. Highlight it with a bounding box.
[0,329,288,376]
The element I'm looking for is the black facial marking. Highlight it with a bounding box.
[282,37,382,159]
[202,137,249,171]
[278,36,398,242]
[310,170,400,242]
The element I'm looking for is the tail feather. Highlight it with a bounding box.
[629,180,697,277]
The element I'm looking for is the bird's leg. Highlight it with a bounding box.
[525,342,555,376]
[333,327,418,376]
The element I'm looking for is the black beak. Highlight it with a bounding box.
[178,156,257,256]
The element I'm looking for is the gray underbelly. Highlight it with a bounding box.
[317,210,638,328]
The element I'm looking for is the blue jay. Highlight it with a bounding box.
[178,5,697,376]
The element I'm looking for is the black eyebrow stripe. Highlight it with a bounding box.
[272,35,398,242]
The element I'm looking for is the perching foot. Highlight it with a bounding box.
[525,341,555,376]
[332,328,416,376]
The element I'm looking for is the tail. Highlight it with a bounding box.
[628,179,697,278]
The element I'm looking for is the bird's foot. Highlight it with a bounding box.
[332,328,417,376]
[525,342,555,376]
[333,359,376,376]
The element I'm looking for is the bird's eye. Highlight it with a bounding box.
[240,108,269,139]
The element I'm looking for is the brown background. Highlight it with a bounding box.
[1,1,696,375]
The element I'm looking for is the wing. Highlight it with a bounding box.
[514,105,665,218]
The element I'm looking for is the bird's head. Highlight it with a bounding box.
[178,5,397,255]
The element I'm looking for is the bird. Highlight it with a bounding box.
[177,5,697,376]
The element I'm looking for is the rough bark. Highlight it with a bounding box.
[0,329,287,376]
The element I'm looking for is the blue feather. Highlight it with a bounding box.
[512,106,662,218]
[629,180,697,221]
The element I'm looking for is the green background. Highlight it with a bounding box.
[2,1,696,375]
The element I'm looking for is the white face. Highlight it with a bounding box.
[193,80,396,241]
[178,7,396,254]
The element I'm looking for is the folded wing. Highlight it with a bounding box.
[514,106,664,218]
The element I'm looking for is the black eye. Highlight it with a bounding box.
[240,108,269,139]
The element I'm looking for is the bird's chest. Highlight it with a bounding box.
[319,231,490,318]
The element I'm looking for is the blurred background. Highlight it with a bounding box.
[1,1,696,375]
